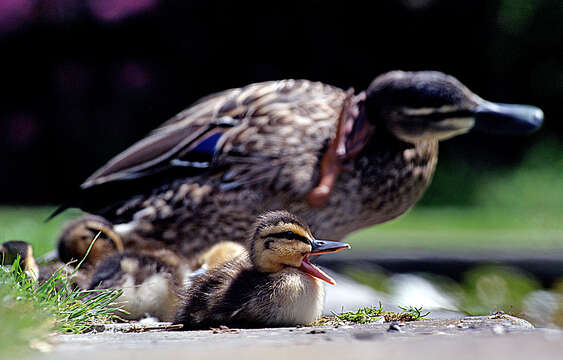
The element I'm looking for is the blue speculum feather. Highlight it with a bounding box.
[177,132,224,165]
[191,132,222,154]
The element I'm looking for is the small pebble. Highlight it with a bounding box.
[308,329,326,334]
[492,325,506,335]
[211,325,240,334]
[353,332,379,340]
[373,317,385,324]
[387,321,401,332]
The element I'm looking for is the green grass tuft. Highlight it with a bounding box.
[327,302,430,325]
[0,235,124,356]
[398,305,431,320]
[334,303,385,324]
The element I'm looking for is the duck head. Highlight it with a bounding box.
[58,215,124,267]
[248,210,350,285]
[0,241,39,281]
[365,71,543,143]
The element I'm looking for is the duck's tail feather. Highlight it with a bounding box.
[45,205,68,222]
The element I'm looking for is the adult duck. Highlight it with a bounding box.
[52,71,543,258]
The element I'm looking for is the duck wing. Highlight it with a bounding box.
[82,89,237,188]
[53,80,346,219]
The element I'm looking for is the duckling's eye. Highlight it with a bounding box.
[264,239,274,250]
[268,231,309,243]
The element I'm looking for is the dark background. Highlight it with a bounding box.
[1,0,561,205]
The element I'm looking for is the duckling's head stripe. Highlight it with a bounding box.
[251,210,314,254]
[255,211,310,233]
[266,231,310,244]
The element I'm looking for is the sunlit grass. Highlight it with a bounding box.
[0,278,52,358]
[315,303,430,325]
[0,241,123,356]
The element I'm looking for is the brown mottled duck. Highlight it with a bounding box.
[173,210,350,329]
[52,71,543,261]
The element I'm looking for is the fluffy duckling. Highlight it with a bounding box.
[195,241,246,271]
[0,240,92,288]
[57,215,124,268]
[173,210,350,329]
[0,241,39,281]
[86,241,240,321]
[88,250,187,321]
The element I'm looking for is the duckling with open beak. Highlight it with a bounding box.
[173,210,350,329]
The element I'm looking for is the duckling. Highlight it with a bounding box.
[88,250,186,321]
[0,241,39,281]
[57,215,124,268]
[19,215,129,289]
[195,241,246,271]
[84,241,239,321]
[0,240,96,289]
[172,210,350,329]
[52,71,543,258]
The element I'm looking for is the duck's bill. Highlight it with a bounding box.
[298,239,350,285]
[472,99,543,135]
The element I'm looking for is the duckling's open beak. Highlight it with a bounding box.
[472,99,543,135]
[299,239,350,285]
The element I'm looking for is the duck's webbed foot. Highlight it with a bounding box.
[307,90,374,208]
